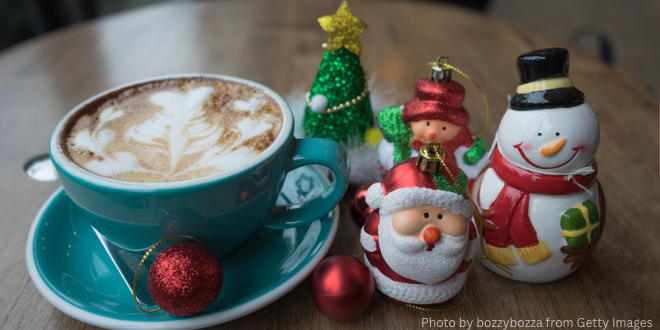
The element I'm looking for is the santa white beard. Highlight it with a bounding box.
[379,212,468,285]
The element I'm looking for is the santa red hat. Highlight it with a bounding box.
[401,78,470,127]
[366,158,473,218]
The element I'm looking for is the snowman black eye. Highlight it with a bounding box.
[555,132,560,136]
[537,133,542,137]
[442,127,447,131]
[423,212,429,218]
[437,214,443,220]
[426,121,430,126]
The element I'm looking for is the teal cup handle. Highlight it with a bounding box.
[264,138,349,230]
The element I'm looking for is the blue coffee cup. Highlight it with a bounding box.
[49,74,349,259]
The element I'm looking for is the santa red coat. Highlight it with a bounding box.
[360,211,478,305]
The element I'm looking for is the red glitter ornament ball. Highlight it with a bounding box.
[310,255,374,321]
[148,242,223,317]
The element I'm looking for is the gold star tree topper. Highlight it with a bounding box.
[318,1,369,55]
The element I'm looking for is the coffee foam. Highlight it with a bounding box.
[62,77,282,182]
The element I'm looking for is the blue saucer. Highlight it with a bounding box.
[26,166,338,330]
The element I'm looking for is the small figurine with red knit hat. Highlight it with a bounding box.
[361,141,478,305]
[377,57,488,181]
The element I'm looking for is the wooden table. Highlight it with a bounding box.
[1,0,658,329]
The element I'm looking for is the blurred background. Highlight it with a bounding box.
[1,0,658,97]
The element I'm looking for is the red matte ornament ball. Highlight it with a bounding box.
[148,242,223,317]
[310,255,374,321]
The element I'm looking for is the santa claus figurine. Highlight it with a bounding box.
[361,143,478,305]
[472,48,606,283]
[377,58,488,182]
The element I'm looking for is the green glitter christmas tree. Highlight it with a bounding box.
[303,1,373,145]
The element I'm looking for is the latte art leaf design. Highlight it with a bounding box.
[125,86,223,174]
[67,85,279,182]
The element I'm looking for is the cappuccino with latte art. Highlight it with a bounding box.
[60,77,282,182]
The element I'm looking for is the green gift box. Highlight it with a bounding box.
[560,200,600,248]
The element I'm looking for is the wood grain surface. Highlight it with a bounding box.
[0,0,657,329]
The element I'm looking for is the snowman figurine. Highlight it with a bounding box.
[472,48,606,283]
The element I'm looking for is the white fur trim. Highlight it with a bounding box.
[379,187,473,218]
[364,254,467,305]
[365,183,384,210]
[378,215,469,284]
[361,227,377,252]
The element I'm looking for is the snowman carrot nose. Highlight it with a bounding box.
[540,138,566,157]
[423,227,441,244]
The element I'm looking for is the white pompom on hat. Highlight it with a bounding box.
[365,182,385,210]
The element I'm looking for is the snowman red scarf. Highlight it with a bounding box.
[484,147,598,248]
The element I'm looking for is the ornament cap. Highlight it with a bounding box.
[430,57,451,83]
[416,141,446,174]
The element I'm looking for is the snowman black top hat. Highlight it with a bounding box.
[509,47,585,111]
